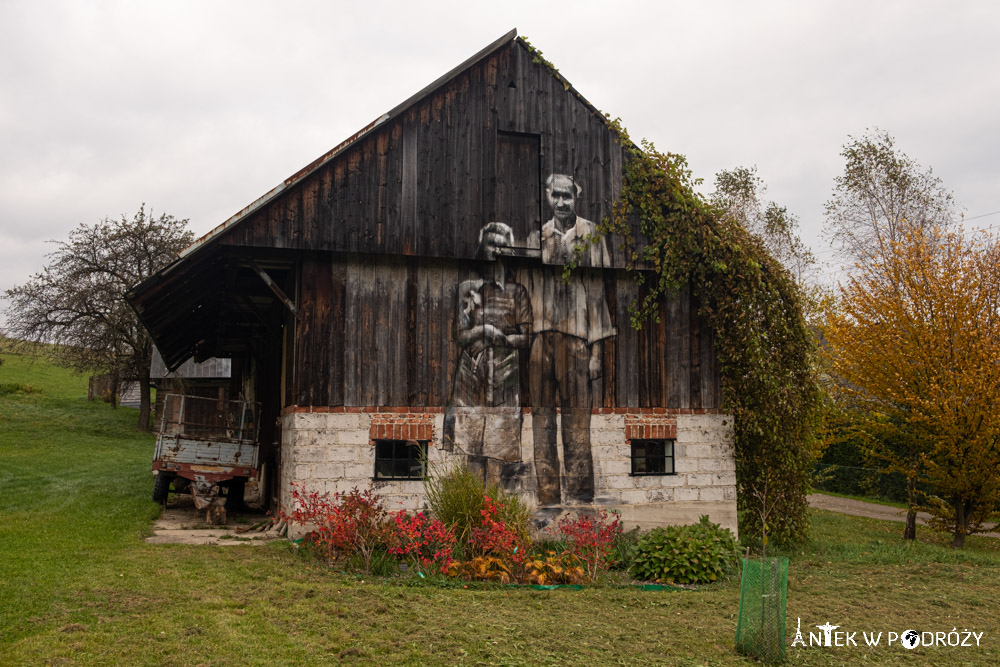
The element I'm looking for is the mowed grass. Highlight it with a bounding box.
[2,349,999,665]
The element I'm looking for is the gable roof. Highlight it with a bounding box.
[178,29,525,264]
[129,29,615,370]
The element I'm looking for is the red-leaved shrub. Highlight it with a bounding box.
[386,511,457,574]
[281,484,388,571]
[556,509,623,581]
[467,495,527,564]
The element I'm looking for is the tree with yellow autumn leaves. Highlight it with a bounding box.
[825,226,1000,546]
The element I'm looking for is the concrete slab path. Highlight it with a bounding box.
[146,496,284,546]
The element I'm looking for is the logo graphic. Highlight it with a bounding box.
[816,622,840,647]
[791,617,985,650]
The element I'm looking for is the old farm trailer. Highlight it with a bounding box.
[152,393,260,518]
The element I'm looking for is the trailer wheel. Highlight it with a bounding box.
[152,473,172,503]
[226,477,246,509]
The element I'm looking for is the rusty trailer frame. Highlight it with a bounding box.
[152,394,261,508]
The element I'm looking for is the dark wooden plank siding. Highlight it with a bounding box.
[356,259,377,406]
[219,41,625,268]
[340,258,360,405]
[372,256,391,406]
[327,261,346,406]
[291,255,717,410]
[437,262,458,406]
[496,132,542,248]
[401,122,417,255]
[389,256,409,406]
[667,284,692,408]
[404,258,421,405]
[423,262,445,405]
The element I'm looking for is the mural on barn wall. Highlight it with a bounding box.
[443,172,617,506]
[442,222,533,489]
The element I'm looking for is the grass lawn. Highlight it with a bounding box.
[2,349,999,665]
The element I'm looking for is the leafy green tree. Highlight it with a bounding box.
[3,206,192,430]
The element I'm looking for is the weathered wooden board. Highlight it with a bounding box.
[292,253,717,410]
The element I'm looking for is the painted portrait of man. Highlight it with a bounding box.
[532,173,611,268]
[521,173,616,505]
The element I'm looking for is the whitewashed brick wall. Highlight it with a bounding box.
[279,408,737,536]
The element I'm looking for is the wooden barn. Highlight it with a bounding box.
[128,30,737,533]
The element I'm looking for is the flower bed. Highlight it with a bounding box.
[281,469,737,586]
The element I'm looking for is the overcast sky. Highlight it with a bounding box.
[2,0,998,319]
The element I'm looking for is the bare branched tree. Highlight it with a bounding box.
[824,128,959,268]
[3,205,193,430]
[712,165,816,284]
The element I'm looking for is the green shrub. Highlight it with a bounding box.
[632,516,738,584]
[346,547,399,577]
[423,464,531,544]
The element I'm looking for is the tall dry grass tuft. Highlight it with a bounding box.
[423,463,531,543]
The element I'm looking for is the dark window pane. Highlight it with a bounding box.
[376,441,393,459]
[394,441,408,459]
[631,439,675,476]
[374,439,427,480]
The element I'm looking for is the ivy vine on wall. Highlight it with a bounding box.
[601,122,821,544]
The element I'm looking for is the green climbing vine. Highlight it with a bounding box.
[521,36,572,91]
[595,120,822,545]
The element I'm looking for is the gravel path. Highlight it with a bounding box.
[808,493,1000,538]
